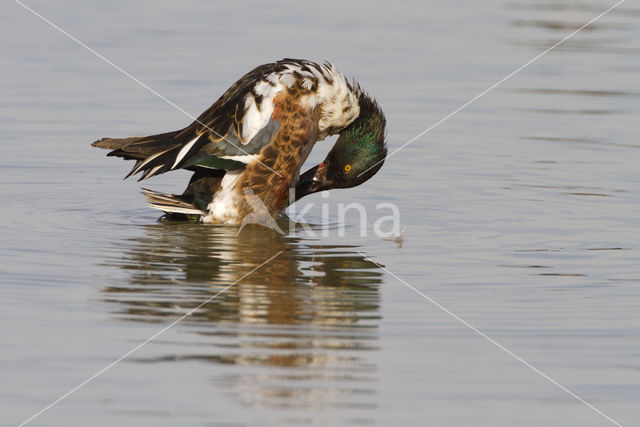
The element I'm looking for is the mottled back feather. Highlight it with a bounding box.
[92,59,361,181]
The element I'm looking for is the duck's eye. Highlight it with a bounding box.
[344,164,352,173]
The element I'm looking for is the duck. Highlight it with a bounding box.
[92,58,386,224]
[142,112,388,220]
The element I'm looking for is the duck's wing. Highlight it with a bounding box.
[92,61,287,180]
[93,59,354,181]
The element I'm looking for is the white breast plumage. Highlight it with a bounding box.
[202,169,243,224]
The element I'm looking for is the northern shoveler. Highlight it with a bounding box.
[142,118,388,219]
[92,58,386,224]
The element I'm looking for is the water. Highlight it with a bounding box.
[2,0,640,425]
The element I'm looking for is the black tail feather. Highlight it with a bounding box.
[92,129,199,180]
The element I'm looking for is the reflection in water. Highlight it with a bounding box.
[100,222,383,414]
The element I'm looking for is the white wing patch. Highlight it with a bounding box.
[129,145,177,177]
[172,134,201,169]
[240,79,284,143]
[219,154,260,164]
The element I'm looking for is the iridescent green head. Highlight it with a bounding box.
[296,94,387,200]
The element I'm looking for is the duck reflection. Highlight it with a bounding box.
[100,222,383,411]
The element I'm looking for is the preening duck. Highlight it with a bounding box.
[142,114,387,220]
[92,58,386,224]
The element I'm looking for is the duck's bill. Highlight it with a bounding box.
[295,162,331,201]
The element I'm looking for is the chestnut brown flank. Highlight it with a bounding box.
[238,86,319,219]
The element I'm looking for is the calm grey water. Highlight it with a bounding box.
[2,0,640,426]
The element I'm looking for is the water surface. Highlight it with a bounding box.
[1,0,639,425]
